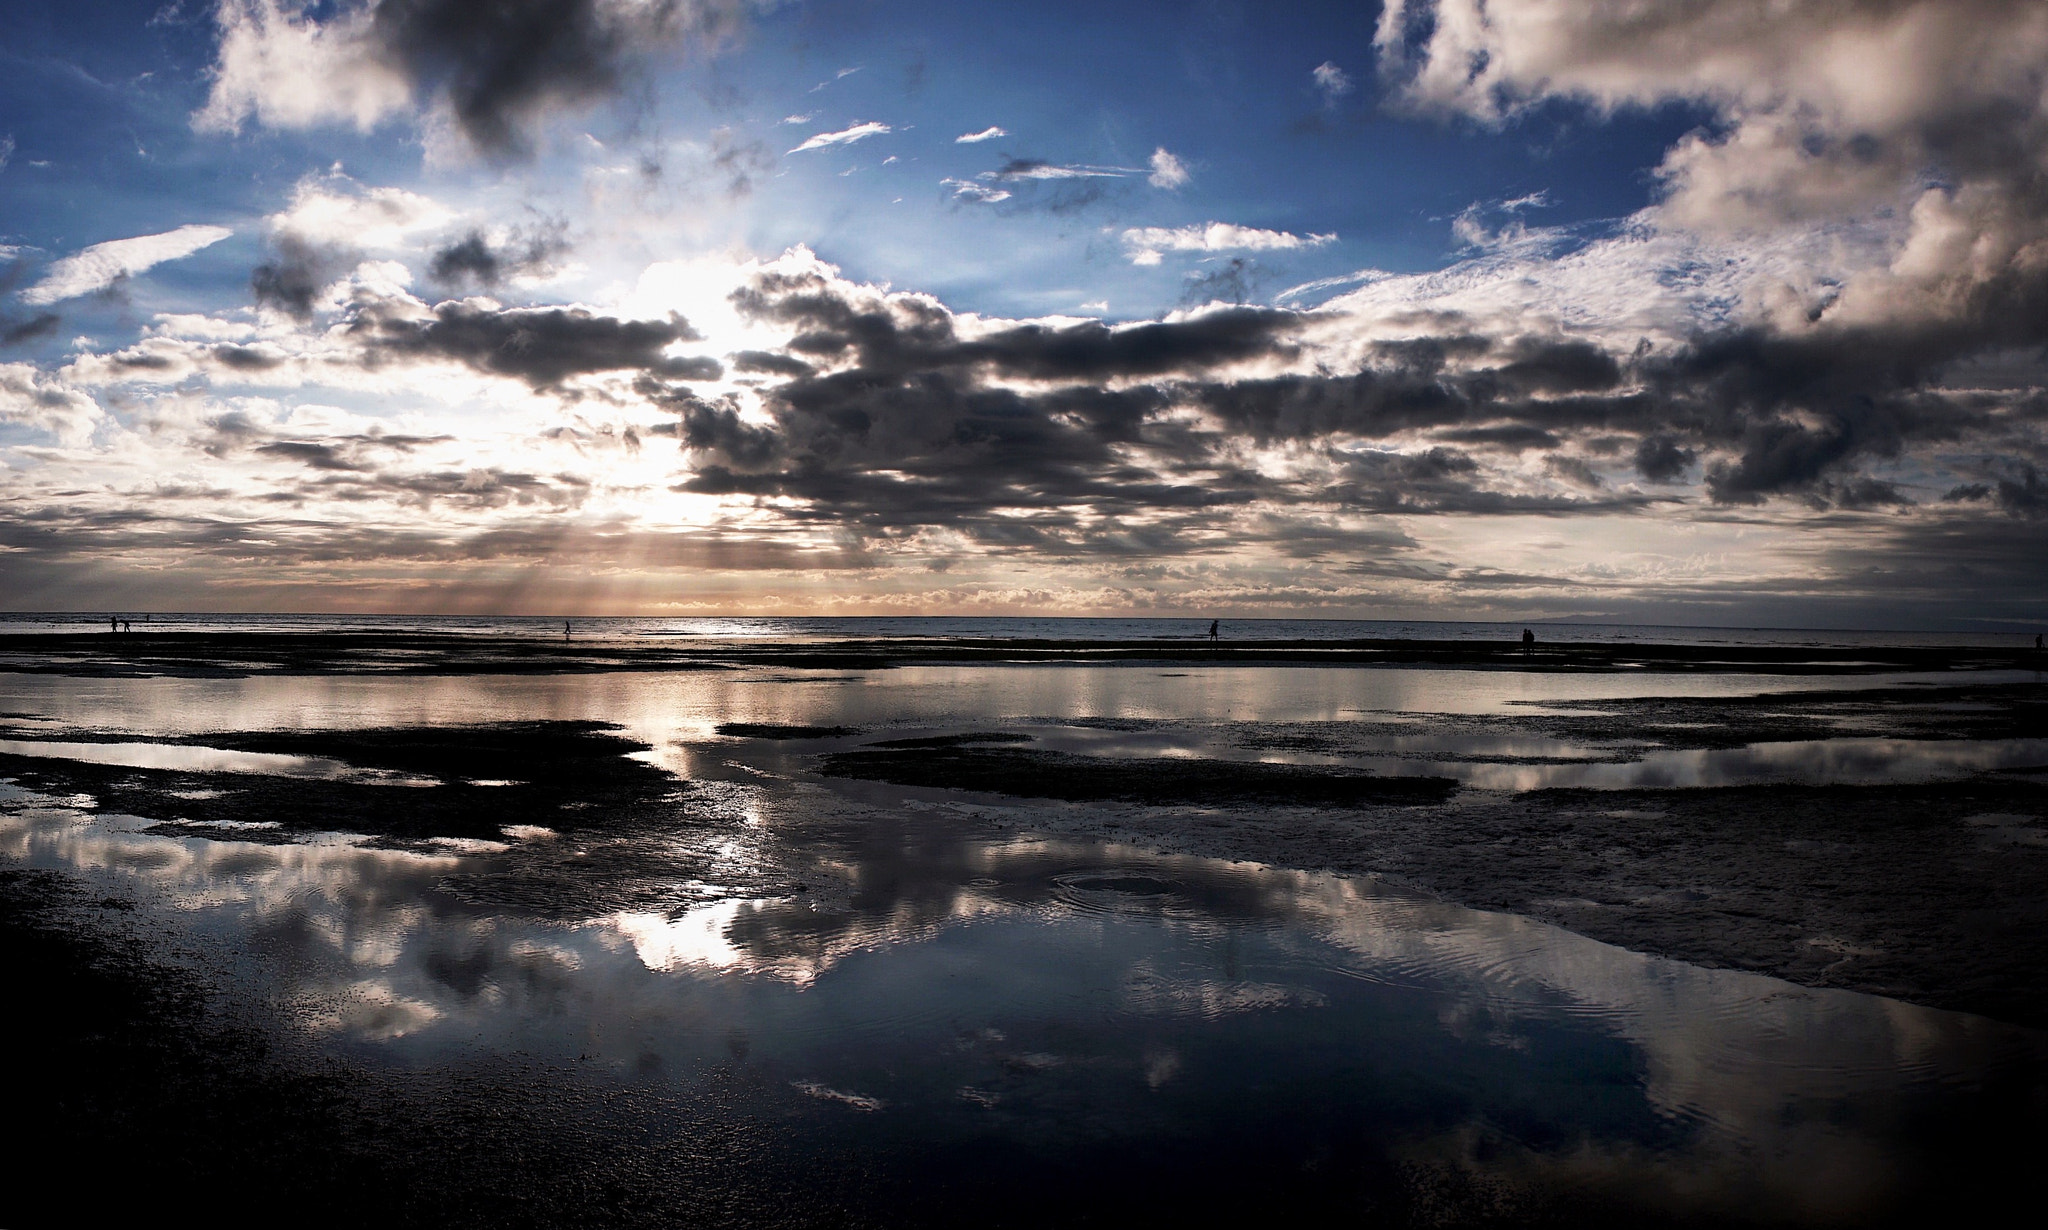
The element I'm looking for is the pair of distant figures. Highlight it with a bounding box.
[108,616,131,633]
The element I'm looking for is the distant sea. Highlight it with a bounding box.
[0,612,2035,649]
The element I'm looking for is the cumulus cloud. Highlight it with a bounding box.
[248,177,454,320]
[0,363,101,445]
[955,126,1006,143]
[20,225,234,305]
[1147,148,1189,189]
[195,0,762,156]
[787,121,891,154]
[1122,222,1335,266]
[1377,1,2048,330]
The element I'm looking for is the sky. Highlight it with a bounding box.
[1,0,2045,628]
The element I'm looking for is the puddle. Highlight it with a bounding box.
[0,737,437,785]
[1450,737,2048,791]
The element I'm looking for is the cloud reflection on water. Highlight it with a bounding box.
[2,774,2040,1224]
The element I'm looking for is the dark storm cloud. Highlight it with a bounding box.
[428,221,570,289]
[212,344,286,371]
[1633,435,1695,482]
[730,267,1308,379]
[350,299,716,387]
[251,235,350,320]
[364,0,754,157]
[1,312,61,348]
[729,350,815,378]
[1437,424,1560,451]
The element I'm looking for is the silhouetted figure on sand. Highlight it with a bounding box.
[564,620,572,642]
[1521,627,1535,652]
[109,615,117,633]
[1209,620,1219,642]
[122,620,131,634]
[2037,633,2043,651]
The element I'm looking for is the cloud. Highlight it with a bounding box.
[1311,61,1353,104]
[194,0,761,156]
[20,225,234,305]
[427,221,570,289]
[780,113,813,125]
[0,363,101,445]
[1377,1,2048,333]
[1147,148,1188,190]
[0,134,14,173]
[942,178,1012,204]
[247,177,455,320]
[956,127,1007,143]
[351,297,715,388]
[1,312,62,348]
[787,121,892,154]
[1121,222,1336,266]
[985,158,1131,181]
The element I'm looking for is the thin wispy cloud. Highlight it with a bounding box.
[985,159,1134,181]
[1312,61,1353,104]
[21,224,234,304]
[956,126,1007,143]
[809,66,862,92]
[943,178,1012,203]
[788,121,891,154]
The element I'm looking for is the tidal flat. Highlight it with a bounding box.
[3,632,2045,1226]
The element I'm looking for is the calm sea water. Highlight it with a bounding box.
[0,611,2037,648]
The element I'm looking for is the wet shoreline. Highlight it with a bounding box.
[4,649,2046,1225]
[2,629,2042,676]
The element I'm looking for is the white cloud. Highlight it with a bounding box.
[192,0,411,135]
[943,178,1011,204]
[1375,1,2048,331]
[1312,61,1353,103]
[1120,222,1335,266]
[780,113,814,125]
[0,134,14,173]
[0,363,101,446]
[956,126,1007,143]
[269,177,454,249]
[1147,148,1189,189]
[21,225,235,305]
[787,121,891,154]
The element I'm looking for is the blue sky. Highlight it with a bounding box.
[2,1,2045,626]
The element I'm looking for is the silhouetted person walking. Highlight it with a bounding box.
[564,620,572,642]
[109,615,117,633]
[1521,627,1535,652]
[2037,633,2043,651]
[122,620,131,634]
[1209,620,1219,642]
